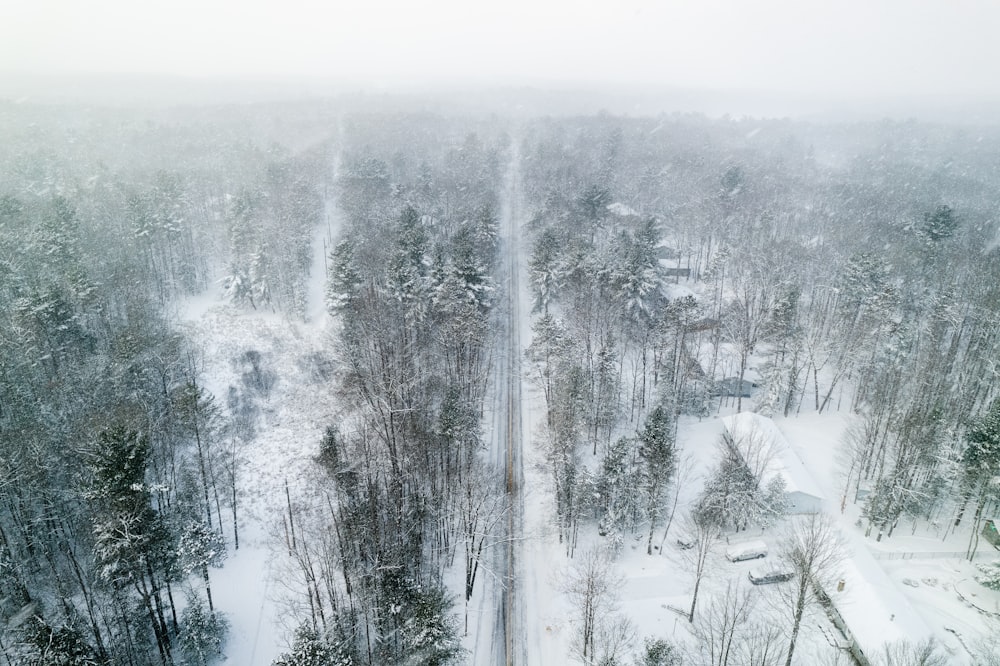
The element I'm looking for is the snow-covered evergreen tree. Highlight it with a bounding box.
[325,238,362,315]
[272,625,347,666]
[178,520,227,611]
[639,406,677,554]
[179,592,228,666]
[976,560,1000,591]
[759,475,789,528]
[596,436,641,542]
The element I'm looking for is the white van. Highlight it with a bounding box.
[725,540,768,562]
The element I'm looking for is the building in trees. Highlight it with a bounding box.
[711,377,760,399]
[821,546,931,666]
[721,412,824,514]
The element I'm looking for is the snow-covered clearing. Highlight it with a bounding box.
[171,153,341,664]
[175,296,336,663]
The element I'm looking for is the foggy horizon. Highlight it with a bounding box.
[4,0,1000,120]
[4,70,1000,124]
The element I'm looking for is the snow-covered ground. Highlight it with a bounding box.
[171,150,342,665]
[177,283,999,666]
[780,409,997,663]
[175,296,336,664]
[168,146,997,665]
[513,386,1000,664]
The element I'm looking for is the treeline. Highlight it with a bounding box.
[269,115,510,664]
[0,100,334,664]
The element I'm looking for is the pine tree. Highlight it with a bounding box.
[921,204,958,243]
[272,625,344,666]
[177,521,227,611]
[528,227,564,313]
[86,423,176,663]
[326,239,362,316]
[20,616,103,666]
[639,637,683,666]
[596,437,640,542]
[639,406,677,554]
[178,592,227,666]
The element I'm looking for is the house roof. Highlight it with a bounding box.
[720,412,825,501]
[830,542,932,658]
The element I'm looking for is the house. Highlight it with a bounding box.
[818,544,933,666]
[720,412,825,514]
[711,377,759,398]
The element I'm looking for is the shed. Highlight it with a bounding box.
[983,518,1000,548]
[720,412,825,514]
[711,377,759,398]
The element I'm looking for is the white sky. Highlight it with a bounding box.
[2,0,999,97]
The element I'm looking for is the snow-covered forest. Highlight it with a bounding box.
[3,95,1000,666]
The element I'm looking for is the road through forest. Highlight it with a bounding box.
[484,139,528,665]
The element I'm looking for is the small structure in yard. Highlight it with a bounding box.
[982,518,1000,548]
[711,377,759,398]
[720,412,825,514]
[664,267,691,278]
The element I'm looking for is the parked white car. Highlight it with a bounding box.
[725,540,768,562]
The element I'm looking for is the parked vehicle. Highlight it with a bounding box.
[725,540,768,562]
[748,565,794,585]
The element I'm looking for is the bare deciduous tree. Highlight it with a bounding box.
[969,627,1000,666]
[779,513,844,666]
[459,466,507,635]
[683,509,720,622]
[876,638,949,666]
[658,454,697,552]
[591,613,636,666]
[689,580,784,666]
[560,547,621,661]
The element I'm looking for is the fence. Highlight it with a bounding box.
[867,549,996,562]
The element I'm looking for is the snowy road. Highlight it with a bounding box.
[487,139,528,665]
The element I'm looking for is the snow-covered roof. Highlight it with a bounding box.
[720,412,825,501]
[606,201,638,217]
[830,543,932,659]
[663,283,696,301]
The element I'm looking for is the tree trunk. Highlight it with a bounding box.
[202,564,214,612]
[689,574,702,622]
[784,583,807,666]
[231,481,239,550]
[194,420,213,529]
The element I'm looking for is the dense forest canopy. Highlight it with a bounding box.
[2,96,1000,664]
